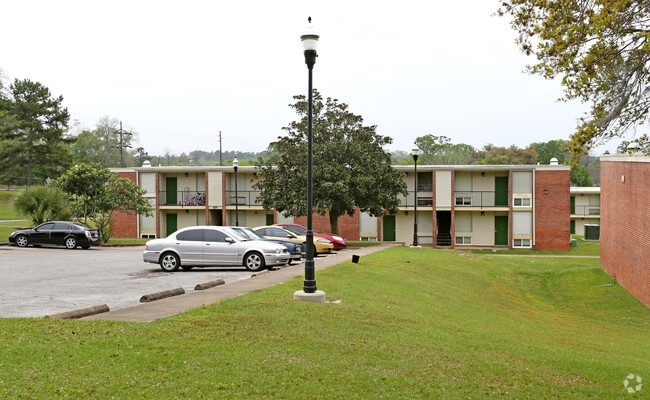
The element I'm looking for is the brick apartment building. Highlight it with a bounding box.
[600,154,650,307]
[570,186,600,236]
[110,162,571,251]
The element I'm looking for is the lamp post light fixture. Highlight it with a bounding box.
[233,157,239,226]
[411,147,421,248]
[294,17,326,303]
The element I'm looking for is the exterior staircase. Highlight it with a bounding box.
[436,215,452,247]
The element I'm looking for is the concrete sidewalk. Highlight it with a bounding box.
[83,243,402,323]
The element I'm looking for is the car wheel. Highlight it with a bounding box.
[65,237,77,249]
[15,235,29,248]
[244,252,265,272]
[159,252,180,272]
[181,265,194,271]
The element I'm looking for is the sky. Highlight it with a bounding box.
[1,0,624,158]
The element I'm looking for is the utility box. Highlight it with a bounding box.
[584,224,600,241]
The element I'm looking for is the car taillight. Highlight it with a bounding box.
[145,244,148,250]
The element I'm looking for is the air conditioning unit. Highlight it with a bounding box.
[584,224,600,241]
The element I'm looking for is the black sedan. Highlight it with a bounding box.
[9,221,102,249]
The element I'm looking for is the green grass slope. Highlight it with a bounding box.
[0,247,647,398]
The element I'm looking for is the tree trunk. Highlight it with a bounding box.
[328,212,339,235]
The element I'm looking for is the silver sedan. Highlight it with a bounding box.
[143,226,290,272]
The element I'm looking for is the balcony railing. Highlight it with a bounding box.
[159,191,206,206]
[454,191,504,208]
[572,205,600,216]
[225,190,263,206]
[397,191,433,207]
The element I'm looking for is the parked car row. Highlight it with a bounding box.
[143,223,344,272]
[9,221,346,274]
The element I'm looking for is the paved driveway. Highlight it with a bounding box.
[0,245,264,318]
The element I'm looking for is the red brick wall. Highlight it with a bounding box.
[110,171,138,238]
[600,158,650,307]
[534,169,570,251]
[295,210,360,240]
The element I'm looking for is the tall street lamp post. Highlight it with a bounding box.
[294,17,326,303]
[411,147,420,248]
[233,157,239,226]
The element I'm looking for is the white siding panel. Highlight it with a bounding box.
[140,173,156,194]
[455,172,472,191]
[436,171,452,208]
[275,213,294,224]
[513,212,532,235]
[472,212,494,246]
[360,212,378,235]
[513,171,532,194]
[208,172,222,207]
[455,212,472,232]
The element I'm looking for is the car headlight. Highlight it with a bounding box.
[316,239,329,244]
[333,236,344,242]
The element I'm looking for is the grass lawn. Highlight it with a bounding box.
[0,190,22,220]
[0,219,30,242]
[0,247,647,398]
[467,235,600,257]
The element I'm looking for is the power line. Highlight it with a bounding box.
[111,121,132,168]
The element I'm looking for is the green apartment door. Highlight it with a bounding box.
[166,214,177,237]
[494,216,508,246]
[495,176,508,206]
[166,177,177,205]
[383,215,395,241]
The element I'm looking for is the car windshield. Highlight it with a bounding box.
[225,228,249,241]
[237,228,264,241]
[283,226,304,235]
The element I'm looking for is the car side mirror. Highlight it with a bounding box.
[225,237,235,244]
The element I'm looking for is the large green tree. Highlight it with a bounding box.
[570,164,594,187]
[254,91,407,234]
[0,79,73,186]
[56,163,152,242]
[472,144,537,165]
[414,135,475,165]
[499,1,650,158]
[529,139,569,165]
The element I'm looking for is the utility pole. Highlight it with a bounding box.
[219,130,223,166]
[112,121,133,168]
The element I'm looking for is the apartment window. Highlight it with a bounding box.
[513,238,531,248]
[455,237,472,245]
[513,198,531,207]
[456,197,472,206]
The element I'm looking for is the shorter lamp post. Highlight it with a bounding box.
[233,157,239,226]
[411,147,420,248]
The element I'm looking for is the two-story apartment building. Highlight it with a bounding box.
[570,186,600,236]
[111,162,570,251]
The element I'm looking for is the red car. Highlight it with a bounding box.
[275,223,348,250]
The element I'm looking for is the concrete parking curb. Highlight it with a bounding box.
[83,243,403,323]
[194,279,225,291]
[139,288,185,302]
[46,304,110,319]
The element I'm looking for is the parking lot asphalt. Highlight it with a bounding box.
[83,243,400,323]
[0,245,258,318]
[0,243,401,322]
